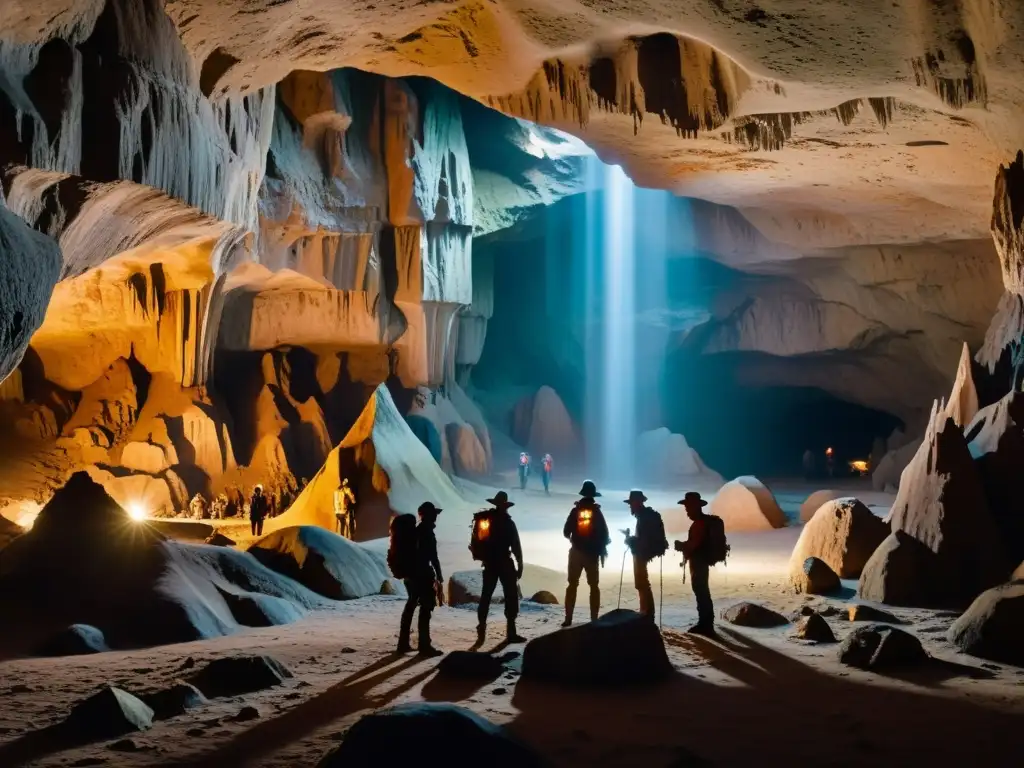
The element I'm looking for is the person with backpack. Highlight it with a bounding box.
[249,485,268,537]
[561,480,610,627]
[623,489,668,623]
[541,453,553,495]
[674,491,728,636]
[518,452,531,490]
[389,502,444,656]
[471,491,526,644]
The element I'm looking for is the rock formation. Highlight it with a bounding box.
[511,385,581,459]
[708,476,786,532]
[948,582,1024,667]
[799,489,845,523]
[633,427,723,486]
[791,498,889,579]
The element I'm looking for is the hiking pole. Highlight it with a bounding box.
[617,527,630,609]
[659,556,664,631]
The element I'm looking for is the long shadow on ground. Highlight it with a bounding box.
[509,626,1024,767]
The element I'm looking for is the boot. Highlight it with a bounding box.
[506,620,526,644]
[562,589,575,627]
[476,621,486,643]
[396,635,412,654]
[589,588,601,622]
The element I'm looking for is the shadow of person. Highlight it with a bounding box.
[508,626,1024,766]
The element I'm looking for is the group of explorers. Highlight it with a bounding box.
[183,480,310,538]
[518,451,554,494]
[387,480,729,656]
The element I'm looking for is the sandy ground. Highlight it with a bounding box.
[2,476,1023,767]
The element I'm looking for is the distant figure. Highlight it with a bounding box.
[674,491,728,636]
[562,480,610,626]
[334,478,357,539]
[189,493,208,520]
[802,449,815,480]
[825,446,835,478]
[518,452,531,490]
[390,502,444,656]
[470,491,526,644]
[624,489,668,623]
[249,485,268,537]
[541,453,553,494]
[211,493,228,520]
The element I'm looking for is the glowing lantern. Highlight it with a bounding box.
[849,459,869,475]
[126,502,147,521]
[578,507,592,532]
[476,518,491,540]
[825,447,834,457]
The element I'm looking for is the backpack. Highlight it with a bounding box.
[702,514,730,565]
[637,508,669,561]
[469,510,495,562]
[387,513,418,579]
[572,503,609,557]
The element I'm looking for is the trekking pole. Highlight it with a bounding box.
[659,555,664,631]
[617,547,627,609]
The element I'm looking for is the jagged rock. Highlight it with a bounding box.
[64,687,154,740]
[709,476,786,532]
[791,497,889,578]
[522,609,672,686]
[247,526,392,600]
[437,652,506,680]
[448,570,522,606]
[528,590,558,605]
[0,514,24,549]
[380,580,397,595]
[848,604,904,624]
[187,656,293,699]
[966,392,1024,566]
[792,604,842,620]
[1013,561,1024,581]
[858,530,942,607]
[792,613,837,643]
[204,533,236,547]
[944,343,979,427]
[120,441,171,475]
[446,423,488,477]
[231,705,261,722]
[141,682,207,720]
[839,624,927,670]
[871,438,923,492]
[38,624,110,656]
[948,582,1024,667]
[318,703,544,767]
[799,489,844,523]
[722,602,789,628]
[109,738,145,752]
[864,401,1008,606]
[511,385,580,457]
[791,557,841,595]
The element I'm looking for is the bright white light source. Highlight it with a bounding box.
[127,502,147,521]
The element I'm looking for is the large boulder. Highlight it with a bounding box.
[446,423,488,477]
[247,525,392,600]
[0,473,329,655]
[858,530,943,607]
[966,392,1024,566]
[948,582,1024,667]
[140,682,208,720]
[790,557,841,595]
[863,400,1008,606]
[188,655,293,698]
[799,489,844,523]
[709,476,786,532]
[839,624,927,670]
[448,569,522,606]
[633,428,722,485]
[63,687,154,740]
[511,385,580,457]
[522,609,672,686]
[722,602,789,628]
[38,624,110,656]
[792,612,837,643]
[318,703,544,768]
[791,497,889,578]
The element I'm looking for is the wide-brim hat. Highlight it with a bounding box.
[578,480,602,498]
[624,489,648,504]
[679,491,707,508]
[418,501,442,516]
[487,491,515,508]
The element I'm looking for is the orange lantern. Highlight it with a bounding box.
[578,507,592,532]
[825,447,834,457]
[476,518,491,540]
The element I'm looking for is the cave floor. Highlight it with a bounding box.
[2,479,1022,767]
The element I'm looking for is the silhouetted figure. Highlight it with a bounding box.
[211,493,228,520]
[189,493,207,520]
[802,449,815,480]
[541,453,553,494]
[562,480,610,627]
[518,452,531,490]
[471,491,526,643]
[334,478,357,539]
[249,485,268,537]
[393,502,444,656]
[624,489,668,623]
[675,491,715,635]
[825,446,835,478]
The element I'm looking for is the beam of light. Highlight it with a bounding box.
[601,163,636,485]
[126,502,147,521]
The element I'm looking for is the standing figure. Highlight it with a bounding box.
[674,491,728,636]
[210,493,227,520]
[189,493,208,520]
[562,480,610,627]
[623,490,668,623]
[518,452,531,490]
[334,478,357,539]
[389,502,444,656]
[470,491,526,644]
[825,446,835,478]
[249,484,268,537]
[802,448,815,480]
[541,453,553,495]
